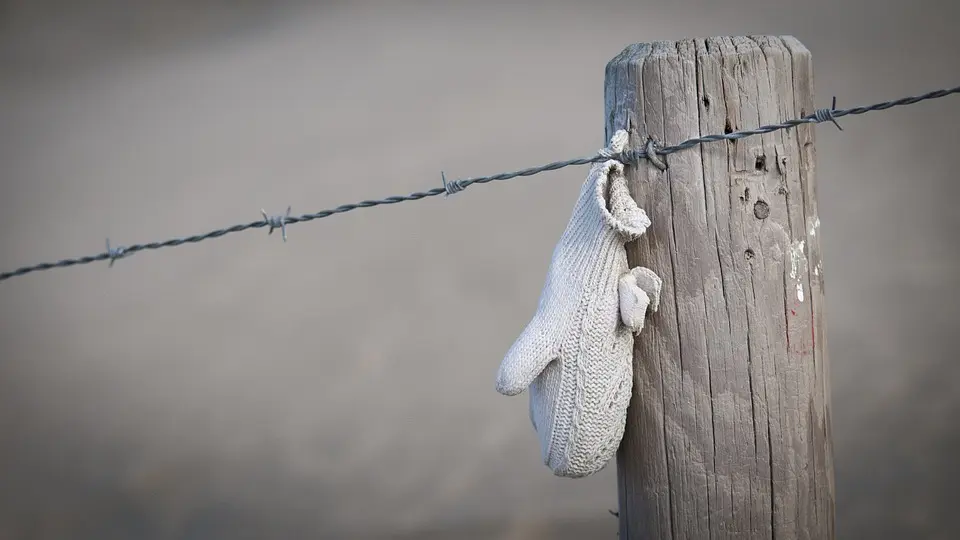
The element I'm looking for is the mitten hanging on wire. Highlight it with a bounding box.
[495,130,662,478]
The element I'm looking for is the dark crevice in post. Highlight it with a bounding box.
[742,37,781,538]
[694,41,718,540]
[655,51,680,540]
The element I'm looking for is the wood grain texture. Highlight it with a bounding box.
[605,36,835,540]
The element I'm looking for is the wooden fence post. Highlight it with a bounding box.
[605,36,835,539]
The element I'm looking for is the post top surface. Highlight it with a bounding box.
[607,35,809,63]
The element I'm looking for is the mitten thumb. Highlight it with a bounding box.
[496,316,556,396]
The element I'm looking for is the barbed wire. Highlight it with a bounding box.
[1,84,958,284]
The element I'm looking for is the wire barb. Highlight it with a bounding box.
[105,238,125,268]
[441,171,465,196]
[814,96,843,130]
[1,83,958,284]
[644,138,668,171]
[261,206,292,242]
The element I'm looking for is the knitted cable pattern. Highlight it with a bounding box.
[496,130,662,478]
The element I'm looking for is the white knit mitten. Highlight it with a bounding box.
[496,130,662,478]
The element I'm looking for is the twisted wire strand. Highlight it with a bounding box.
[1,84,957,283]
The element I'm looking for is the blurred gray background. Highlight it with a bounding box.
[1,1,958,538]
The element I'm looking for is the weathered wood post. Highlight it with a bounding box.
[605,36,835,539]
